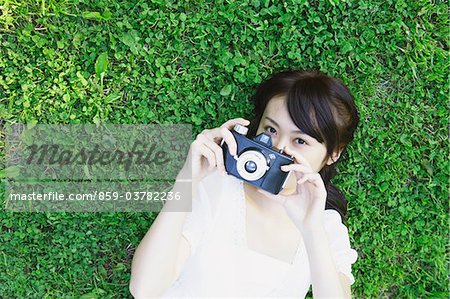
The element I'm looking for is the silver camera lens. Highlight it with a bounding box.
[244,161,257,173]
[236,150,268,181]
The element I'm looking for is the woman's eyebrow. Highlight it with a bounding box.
[265,116,305,135]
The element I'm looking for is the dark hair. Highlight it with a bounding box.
[247,69,360,225]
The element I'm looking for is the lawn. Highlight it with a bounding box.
[0,0,448,298]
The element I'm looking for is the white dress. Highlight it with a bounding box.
[160,169,358,298]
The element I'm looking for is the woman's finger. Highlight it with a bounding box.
[220,118,250,130]
[297,173,326,191]
[196,134,225,171]
[201,127,220,144]
[280,163,311,174]
[220,126,238,157]
[192,139,216,171]
[208,117,251,140]
[204,121,245,157]
[201,127,237,157]
[283,147,313,170]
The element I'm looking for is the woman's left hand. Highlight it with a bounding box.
[276,147,327,234]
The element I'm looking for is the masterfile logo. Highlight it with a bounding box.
[4,124,193,212]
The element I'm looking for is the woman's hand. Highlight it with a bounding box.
[276,147,327,234]
[180,118,250,183]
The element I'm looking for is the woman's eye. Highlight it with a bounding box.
[264,126,277,134]
[295,138,306,145]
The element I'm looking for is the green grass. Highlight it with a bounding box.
[0,0,448,298]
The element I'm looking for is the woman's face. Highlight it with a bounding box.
[255,95,336,195]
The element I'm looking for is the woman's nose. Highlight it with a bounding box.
[273,139,288,152]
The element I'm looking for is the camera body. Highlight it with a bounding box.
[221,124,294,194]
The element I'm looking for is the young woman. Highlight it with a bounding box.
[130,70,360,298]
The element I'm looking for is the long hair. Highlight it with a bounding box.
[246,70,360,225]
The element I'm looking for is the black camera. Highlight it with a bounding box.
[221,124,294,194]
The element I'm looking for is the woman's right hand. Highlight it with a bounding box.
[180,118,250,183]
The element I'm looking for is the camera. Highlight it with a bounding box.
[221,124,294,194]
